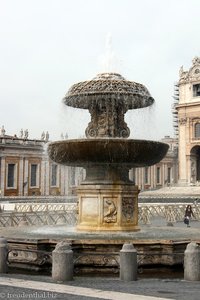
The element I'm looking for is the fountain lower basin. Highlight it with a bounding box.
[48,138,169,168]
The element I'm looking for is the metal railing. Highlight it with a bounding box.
[138,203,200,224]
[0,210,77,227]
[0,202,199,227]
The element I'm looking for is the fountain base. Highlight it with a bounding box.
[4,225,194,275]
[76,183,140,231]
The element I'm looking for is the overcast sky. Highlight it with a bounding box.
[0,0,200,141]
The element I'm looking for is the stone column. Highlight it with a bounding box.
[18,157,24,196]
[40,158,46,196]
[52,241,73,281]
[120,243,137,281]
[178,117,187,185]
[61,166,70,196]
[0,238,8,273]
[154,165,157,188]
[162,164,165,186]
[129,169,134,182]
[184,242,200,281]
[0,157,5,197]
[60,165,65,195]
[23,158,29,196]
[45,159,50,196]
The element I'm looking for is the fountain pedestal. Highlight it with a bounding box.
[76,183,139,231]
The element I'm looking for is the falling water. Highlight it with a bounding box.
[58,101,89,139]
[125,103,158,140]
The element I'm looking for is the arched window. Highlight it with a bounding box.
[195,123,200,138]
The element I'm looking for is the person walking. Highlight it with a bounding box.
[184,205,194,227]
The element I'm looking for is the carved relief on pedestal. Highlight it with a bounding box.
[103,198,117,223]
[122,197,134,223]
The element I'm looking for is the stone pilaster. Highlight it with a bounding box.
[23,159,29,196]
[45,160,50,196]
[40,158,46,195]
[0,157,5,197]
[18,157,24,196]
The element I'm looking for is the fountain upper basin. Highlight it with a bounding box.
[48,138,169,168]
[64,73,154,110]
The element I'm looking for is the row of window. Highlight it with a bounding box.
[7,163,58,189]
[7,163,172,189]
[142,166,171,185]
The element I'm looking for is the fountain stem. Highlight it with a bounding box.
[83,165,132,184]
[85,97,130,138]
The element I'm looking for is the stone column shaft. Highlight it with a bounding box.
[120,243,137,281]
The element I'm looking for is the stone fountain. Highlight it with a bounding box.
[0,71,193,275]
[48,72,168,232]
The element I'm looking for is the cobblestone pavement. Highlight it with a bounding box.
[0,274,200,300]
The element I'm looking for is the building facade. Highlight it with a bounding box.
[130,136,178,191]
[0,129,82,197]
[0,129,178,197]
[176,57,200,185]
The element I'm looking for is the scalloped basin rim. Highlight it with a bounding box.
[48,138,169,168]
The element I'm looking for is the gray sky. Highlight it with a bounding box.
[0,0,200,141]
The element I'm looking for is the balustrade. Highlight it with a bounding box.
[0,202,199,227]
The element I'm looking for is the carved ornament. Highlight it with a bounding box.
[85,99,130,138]
[179,117,187,125]
[103,199,117,223]
[122,197,134,222]
[179,57,200,84]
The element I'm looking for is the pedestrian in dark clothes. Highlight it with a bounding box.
[184,205,194,227]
